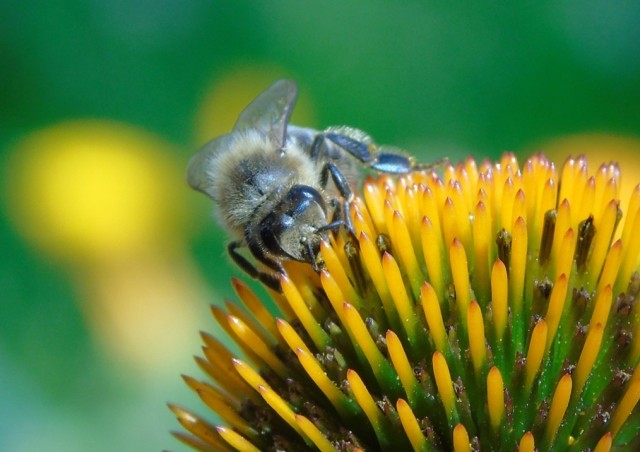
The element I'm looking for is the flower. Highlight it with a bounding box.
[170,153,640,451]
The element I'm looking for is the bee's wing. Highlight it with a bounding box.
[186,134,234,196]
[233,79,298,149]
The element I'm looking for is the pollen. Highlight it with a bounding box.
[172,154,640,451]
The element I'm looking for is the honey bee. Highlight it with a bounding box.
[188,80,429,290]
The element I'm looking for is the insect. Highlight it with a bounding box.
[188,79,431,291]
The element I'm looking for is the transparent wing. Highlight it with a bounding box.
[186,134,233,195]
[233,79,298,149]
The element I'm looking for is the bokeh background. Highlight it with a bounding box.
[2,1,640,450]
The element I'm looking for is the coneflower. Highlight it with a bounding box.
[170,153,640,451]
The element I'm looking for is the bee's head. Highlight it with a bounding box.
[260,185,328,264]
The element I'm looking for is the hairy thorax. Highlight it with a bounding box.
[211,131,320,238]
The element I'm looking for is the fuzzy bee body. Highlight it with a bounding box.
[188,80,425,290]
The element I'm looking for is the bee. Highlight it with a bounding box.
[188,79,430,291]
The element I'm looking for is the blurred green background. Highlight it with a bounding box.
[2,1,640,450]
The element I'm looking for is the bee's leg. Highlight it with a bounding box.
[310,133,328,162]
[324,132,415,173]
[315,220,345,233]
[314,130,402,171]
[324,132,448,173]
[227,241,282,292]
[321,162,355,236]
[316,199,345,233]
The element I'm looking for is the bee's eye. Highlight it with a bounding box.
[282,185,327,217]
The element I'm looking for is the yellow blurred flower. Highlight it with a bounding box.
[5,120,186,264]
[172,154,640,450]
[5,120,207,374]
